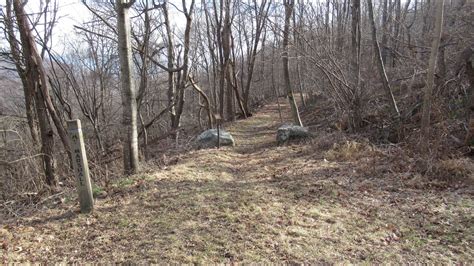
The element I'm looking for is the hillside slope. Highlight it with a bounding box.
[1,100,473,263]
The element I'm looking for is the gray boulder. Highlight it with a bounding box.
[276,124,311,144]
[196,129,235,148]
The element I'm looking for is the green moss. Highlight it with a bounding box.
[92,184,104,197]
[405,234,428,248]
[118,218,131,228]
[114,177,135,188]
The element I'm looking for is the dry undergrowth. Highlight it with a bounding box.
[1,100,473,263]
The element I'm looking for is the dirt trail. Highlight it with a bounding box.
[1,100,473,263]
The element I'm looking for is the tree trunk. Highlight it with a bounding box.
[4,0,39,145]
[138,112,149,161]
[116,0,139,175]
[438,35,447,82]
[228,60,247,118]
[464,48,474,147]
[335,1,346,53]
[190,76,214,129]
[325,0,330,44]
[13,0,68,186]
[350,0,362,130]
[381,0,389,65]
[272,45,283,123]
[222,0,235,121]
[367,0,401,120]
[241,0,270,116]
[420,0,445,153]
[13,0,72,169]
[35,86,56,186]
[162,2,178,134]
[202,1,219,111]
[173,0,195,139]
[283,0,303,127]
[226,69,235,121]
[293,3,306,108]
[393,0,402,67]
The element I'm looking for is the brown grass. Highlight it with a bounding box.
[1,100,473,263]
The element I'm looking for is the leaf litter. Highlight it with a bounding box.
[1,100,473,263]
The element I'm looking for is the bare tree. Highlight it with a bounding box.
[240,0,271,116]
[464,48,474,147]
[367,0,400,120]
[381,0,389,65]
[350,0,362,129]
[282,0,303,126]
[173,0,196,141]
[116,0,139,175]
[160,1,178,138]
[222,0,235,121]
[293,0,306,107]
[421,0,445,152]
[3,0,39,145]
[10,0,73,186]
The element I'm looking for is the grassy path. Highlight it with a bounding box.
[1,100,473,263]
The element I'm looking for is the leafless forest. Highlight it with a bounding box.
[0,0,473,263]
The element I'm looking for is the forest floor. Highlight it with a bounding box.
[1,99,473,263]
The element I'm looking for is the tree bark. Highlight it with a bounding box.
[13,0,72,168]
[35,85,56,186]
[4,0,39,145]
[172,0,196,142]
[420,0,445,152]
[116,0,139,175]
[13,0,74,186]
[464,48,474,146]
[438,35,447,82]
[350,0,362,130]
[293,2,306,108]
[161,2,178,133]
[381,0,389,65]
[271,39,283,123]
[222,0,235,121]
[393,0,402,66]
[367,0,401,120]
[283,0,303,127]
[241,0,270,116]
[189,76,214,129]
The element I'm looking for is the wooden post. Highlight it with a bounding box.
[67,120,94,213]
[214,113,222,149]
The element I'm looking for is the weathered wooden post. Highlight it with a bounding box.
[214,113,222,149]
[67,119,94,213]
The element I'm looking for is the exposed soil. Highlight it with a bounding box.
[1,99,473,263]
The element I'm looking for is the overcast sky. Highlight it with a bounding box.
[10,0,89,53]
[49,0,89,51]
[17,0,189,53]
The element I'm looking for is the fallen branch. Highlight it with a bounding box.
[0,153,47,167]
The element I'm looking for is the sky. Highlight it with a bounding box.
[0,0,90,51]
[16,0,188,53]
[26,0,92,52]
